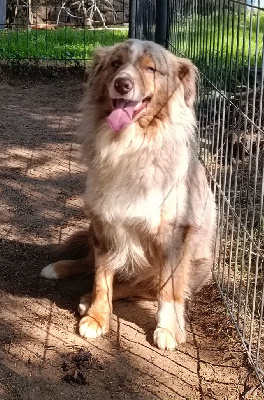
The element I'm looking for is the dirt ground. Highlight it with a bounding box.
[0,72,263,400]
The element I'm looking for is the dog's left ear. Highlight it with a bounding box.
[176,59,198,108]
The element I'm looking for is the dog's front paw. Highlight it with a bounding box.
[153,327,186,350]
[153,327,177,350]
[79,313,110,339]
[154,300,186,350]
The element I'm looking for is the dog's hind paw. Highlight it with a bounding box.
[40,264,58,279]
[79,314,109,339]
[78,294,91,316]
[153,327,185,350]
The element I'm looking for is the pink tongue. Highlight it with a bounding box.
[107,99,139,133]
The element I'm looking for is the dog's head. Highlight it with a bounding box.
[87,39,197,132]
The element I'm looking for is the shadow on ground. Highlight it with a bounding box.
[0,76,262,400]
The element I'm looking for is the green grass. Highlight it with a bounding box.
[170,11,264,84]
[0,27,128,65]
[0,11,263,76]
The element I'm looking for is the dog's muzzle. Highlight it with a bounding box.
[114,77,134,96]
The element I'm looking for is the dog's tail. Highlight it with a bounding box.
[41,230,94,279]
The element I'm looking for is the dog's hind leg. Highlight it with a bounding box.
[113,283,157,302]
[78,282,157,316]
[41,229,94,279]
[41,255,93,279]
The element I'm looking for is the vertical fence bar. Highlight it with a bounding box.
[0,0,6,30]
[155,0,168,48]
[129,0,137,38]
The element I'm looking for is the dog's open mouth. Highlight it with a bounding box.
[107,97,150,133]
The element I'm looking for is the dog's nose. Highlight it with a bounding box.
[114,77,134,95]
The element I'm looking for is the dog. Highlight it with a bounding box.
[41,39,216,350]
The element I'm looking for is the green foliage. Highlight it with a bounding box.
[170,10,264,84]
[0,27,128,65]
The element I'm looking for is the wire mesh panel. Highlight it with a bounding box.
[0,0,129,66]
[129,0,156,40]
[129,0,264,389]
[168,0,264,388]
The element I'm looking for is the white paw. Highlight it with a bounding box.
[153,327,178,350]
[78,303,88,316]
[79,315,109,339]
[154,300,186,350]
[40,264,58,279]
[78,294,91,316]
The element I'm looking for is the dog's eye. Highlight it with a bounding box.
[147,67,156,73]
[112,60,122,68]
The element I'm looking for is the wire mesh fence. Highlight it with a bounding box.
[0,0,129,66]
[131,0,264,390]
[129,0,155,41]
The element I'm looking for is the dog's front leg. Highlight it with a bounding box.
[79,251,114,339]
[153,251,189,350]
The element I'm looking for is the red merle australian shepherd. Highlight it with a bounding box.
[41,39,216,350]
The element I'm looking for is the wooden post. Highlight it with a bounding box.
[28,0,33,25]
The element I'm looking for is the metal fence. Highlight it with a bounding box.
[0,0,129,66]
[131,0,264,390]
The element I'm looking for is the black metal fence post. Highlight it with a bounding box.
[155,0,169,48]
[129,0,137,38]
[0,0,6,30]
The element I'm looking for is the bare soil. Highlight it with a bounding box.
[0,73,263,400]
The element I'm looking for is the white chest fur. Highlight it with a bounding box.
[85,169,164,232]
[84,121,191,228]
[82,122,190,271]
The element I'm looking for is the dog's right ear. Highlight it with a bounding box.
[91,48,107,74]
[89,46,113,77]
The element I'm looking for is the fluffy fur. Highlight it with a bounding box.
[41,39,216,350]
